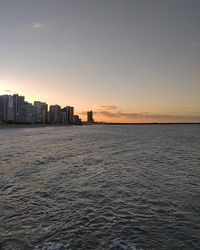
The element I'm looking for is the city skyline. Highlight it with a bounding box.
[0,93,87,124]
[0,0,200,122]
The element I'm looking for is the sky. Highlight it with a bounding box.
[0,0,199,122]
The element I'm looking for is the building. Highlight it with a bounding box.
[24,102,36,124]
[0,95,8,124]
[0,94,28,124]
[87,110,94,124]
[34,101,48,123]
[49,105,61,124]
[13,94,25,123]
[0,94,82,126]
[73,115,82,125]
[61,106,74,124]
[7,95,15,122]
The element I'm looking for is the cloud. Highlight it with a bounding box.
[0,89,14,95]
[4,89,12,93]
[79,110,187,120]
[79,104,200,122]
[95,111,173,119]
[79,105,120,115]
[94,110,200,121]
[32,22,46,29]
[99,105,119,110]
[95,105,175,119]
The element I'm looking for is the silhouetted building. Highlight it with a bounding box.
[61,106,74,124]
[34,101,48,123]
[61,110,67,124]
[49,105,61,124]
[0,94,27,123]
[7,95,14,122]
[0,95,9,124]
[73,115,82,125]
[24,102,36,124]
[87,110,94,124]
[0,94,82,126]
[13,94,25,123]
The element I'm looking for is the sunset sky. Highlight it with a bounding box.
[0,0,199,122]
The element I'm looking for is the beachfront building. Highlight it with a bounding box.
[0,95,8,124]
[0,94,83,126]
[87,110,94,124]
[13,94,25,123]
[24,102,36,124]
[7,95,14,122]
[0,94,26,124]
[34,101,48,124]
[73,115,82,125]
[61,106,74,124]
[49,105,61,124]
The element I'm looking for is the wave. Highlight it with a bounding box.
[33,242,71,250]
[0,238,31,250]
[108,240,144,250]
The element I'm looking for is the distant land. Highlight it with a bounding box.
[0,122,199,129]
[97,122,200,125]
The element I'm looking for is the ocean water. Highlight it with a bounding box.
[0,124,200,250]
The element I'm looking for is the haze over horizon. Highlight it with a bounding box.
[0,0,199,122]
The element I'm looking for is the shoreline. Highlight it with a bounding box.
[0,122,199,129]
[98,122,200,125]
[0,124,81,129]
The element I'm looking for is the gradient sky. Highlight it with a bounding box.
[0,0,199,122]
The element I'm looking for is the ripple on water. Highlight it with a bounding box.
[0,125,200,250]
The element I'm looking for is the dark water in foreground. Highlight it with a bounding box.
[0,125,200,250]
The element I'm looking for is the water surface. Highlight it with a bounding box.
[0,125,200,249]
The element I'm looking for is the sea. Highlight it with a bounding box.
[0,124,199,250]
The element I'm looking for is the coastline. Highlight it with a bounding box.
[0,124,78,129]
[98,122,200,125]
[0,122,199,129]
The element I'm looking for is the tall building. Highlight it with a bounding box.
[13,94,25,123]
[34,101,48,123]
[0,94,26,123]
[61,106,74,124]
[7,95,14,122]
[0,95,8,124]
[24,102,36,124]
[87,110,94,124]
[49,105,61,124]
